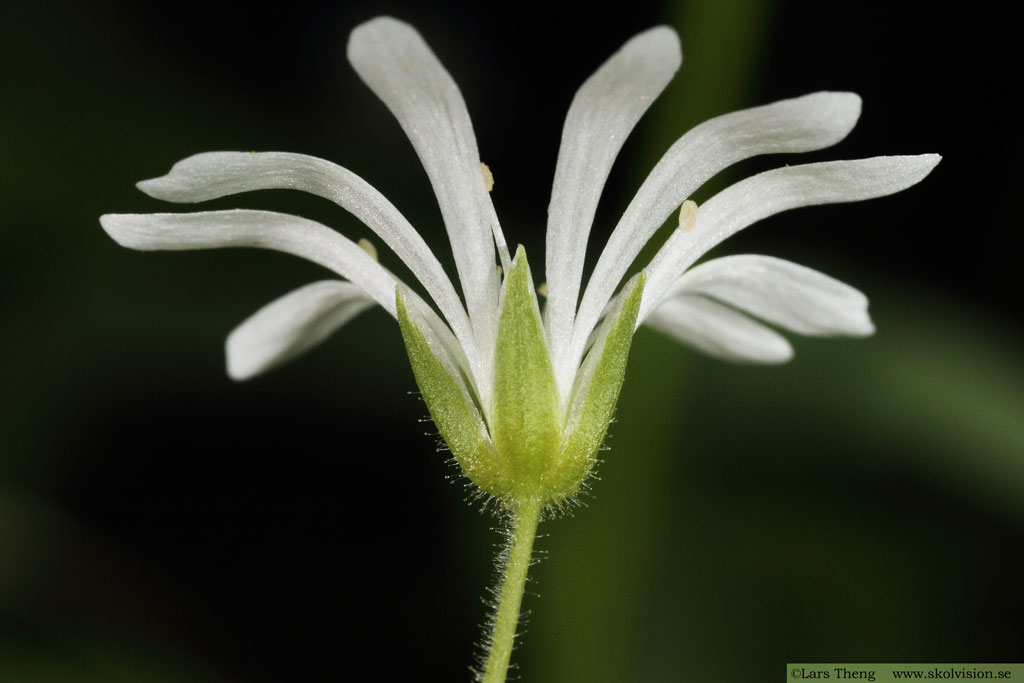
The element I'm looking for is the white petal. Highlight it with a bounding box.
[641,154,941,321]
[348,16,505,352]
[669,255,874,336]
[226,280,375,381]
[100,209,399,315]
[137,151,478,377]
[644,295,793,363]
[544,26,681,395]
[574,92,863,367]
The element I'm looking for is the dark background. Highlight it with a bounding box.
[2,1,1021,681]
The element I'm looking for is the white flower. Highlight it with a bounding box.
[100,17,938,506]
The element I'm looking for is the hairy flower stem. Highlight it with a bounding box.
[481,497,543,683]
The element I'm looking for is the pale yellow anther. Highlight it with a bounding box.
[357,237,378,261]
[537,282,549,298]
[678,200,698,232]
[481,162,494,192]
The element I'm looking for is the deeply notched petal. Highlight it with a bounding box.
[137,151,482,393]
[645,295,794,364]
[641,154,941,321]
[348,16,506,354]
[227,280,375,381]
[669,255,874,337]
[545,26,681,396]
[571,92,863,377]
[136,151,467,326]
[100,209,400,315]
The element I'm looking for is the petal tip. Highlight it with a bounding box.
[896,153,942,187]
[353,14,404,31]
[766,336,795,363]
[920,153,942,170]
[640,25,682,63]
[733,336,793,364]
[225,337,259,382]
[225,362,255,383]
[613,25,681,76]
[99,213,132,246]
[348,15,414,56]
[135,177,165,198]
[853,312,876,337]
[807,90,862,140]
[835,90,862,121]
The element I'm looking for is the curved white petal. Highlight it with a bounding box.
[100,209,399,315]
[137,151,478,376]
[544,26,681,396]
[641,154,941,322]
[573,92,863,369]
[226,280,375,381]
[645,295,793,363]
[348,16,505,354]
[669,255,874,336]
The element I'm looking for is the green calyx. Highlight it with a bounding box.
[545,270,644,506]
[490,247,563,501]
[396,291,503,494]
[397,248,645,510]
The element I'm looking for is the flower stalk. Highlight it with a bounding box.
[481,498,544,683]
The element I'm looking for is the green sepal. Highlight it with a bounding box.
[396,288,502,496]
[491,247,563,501]
[545,271,645,505]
